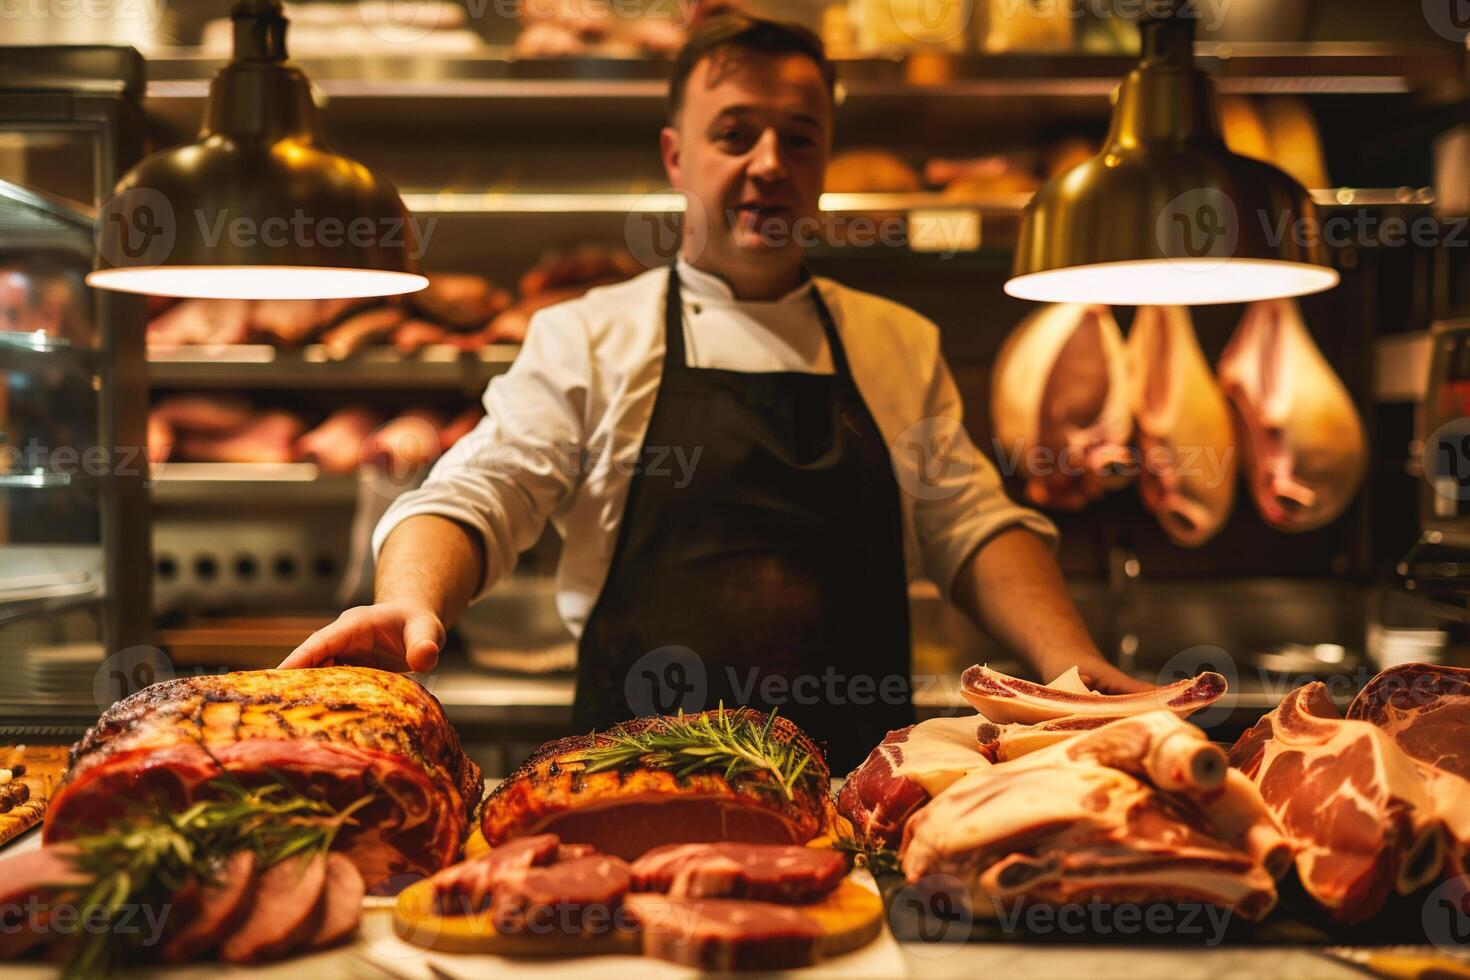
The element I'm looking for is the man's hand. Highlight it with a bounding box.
[279,601,445,672]
[279,514,483,673]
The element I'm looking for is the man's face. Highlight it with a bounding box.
[662,48,832,274]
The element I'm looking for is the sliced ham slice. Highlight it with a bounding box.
[626,893,824,971]
[430,834,562,915]
[0,846,86,960]
[960,664,1226,725]
[304,853,365,950]
[219,852,328,963]
[630,843,847,903]
[490,854,633,935]
[160,850,258,963]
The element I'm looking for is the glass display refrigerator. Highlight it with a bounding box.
[0,47,151,725]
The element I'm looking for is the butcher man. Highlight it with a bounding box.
[282,14,1148,768]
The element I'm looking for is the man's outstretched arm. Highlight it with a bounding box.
[279,514,485,672]
[950,526,1151,694]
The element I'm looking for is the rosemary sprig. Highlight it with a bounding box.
[571,705,817,801]
[56,777,369,980]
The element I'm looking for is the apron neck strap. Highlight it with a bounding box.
[663,263,856,378]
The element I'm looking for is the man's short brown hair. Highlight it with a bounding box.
[667,14,837,124]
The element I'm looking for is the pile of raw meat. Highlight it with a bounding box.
[1230,663,1470,923]
[425,834,853,970]
[148,395,483,473]
[838,662,1470,929]
[840,666,1285,923]
[146,246,641,353]
[991,299,1366,544]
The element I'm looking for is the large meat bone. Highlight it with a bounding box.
[960,664,1227,725]
[977,715,1290,879]
[973,710,1226,794]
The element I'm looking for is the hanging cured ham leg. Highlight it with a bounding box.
[1126,305,1237,545]
[1217,299,1366,531]
[990,303,1134,510]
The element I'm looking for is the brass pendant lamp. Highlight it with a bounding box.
[1005,9,1339,306]
[89,0,427,300]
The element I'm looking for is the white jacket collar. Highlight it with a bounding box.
[674,257,815,305]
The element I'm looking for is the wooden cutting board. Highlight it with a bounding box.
[393,859,883,963]
[0,745,69,849]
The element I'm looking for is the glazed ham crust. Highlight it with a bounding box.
[482,712,830,861]
[44,667,480,887]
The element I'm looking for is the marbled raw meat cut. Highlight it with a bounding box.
[835,714,987,847]
[1228,683,1445,923]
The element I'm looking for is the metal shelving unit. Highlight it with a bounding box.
[139,43,1464,96]
[147,343,519,390]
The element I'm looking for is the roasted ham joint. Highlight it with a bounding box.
[1,661,1468,972]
